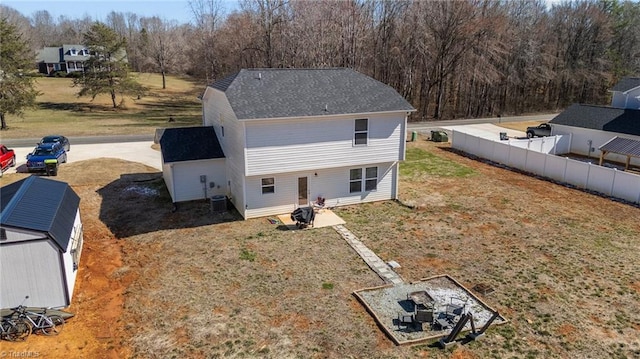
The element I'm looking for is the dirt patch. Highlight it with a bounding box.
[0,159,156,358]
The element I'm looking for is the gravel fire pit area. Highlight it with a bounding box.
[354,275,508,345]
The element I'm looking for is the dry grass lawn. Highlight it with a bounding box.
[1,135,638,359]
[1,73,203,139]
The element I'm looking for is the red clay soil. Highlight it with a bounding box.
[0,190,133,358]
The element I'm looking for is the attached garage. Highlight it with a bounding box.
[160,126,226,204]
[0,176,83,308]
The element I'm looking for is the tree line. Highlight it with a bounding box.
[1,0,639,122]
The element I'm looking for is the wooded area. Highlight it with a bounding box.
[2,0,639,121]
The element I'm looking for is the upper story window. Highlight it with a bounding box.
[82,49,89,55]
[354,118,368,146]
[70,48,77,56]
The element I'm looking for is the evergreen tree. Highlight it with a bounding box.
[74,22,144,108]
[0,18,38,130]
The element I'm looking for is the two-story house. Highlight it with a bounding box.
[36,44,91,76]
[163,68,415,219]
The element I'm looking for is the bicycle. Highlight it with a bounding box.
[13,296,65,336]
[0,317,31,341]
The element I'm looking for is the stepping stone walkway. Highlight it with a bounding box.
[333,224,404,285]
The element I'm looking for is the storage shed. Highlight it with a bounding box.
[160,126,226,204]
[0,176,83,308]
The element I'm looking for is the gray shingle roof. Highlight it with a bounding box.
[62,44,90,61]
[36,47,62,63]
[1,176,80,252]
[36,44,90,63]
[611,77,640,93]
[549,104,640,136]
[160,126,225,163]
[209,68,415,120]
[599,136,640,157]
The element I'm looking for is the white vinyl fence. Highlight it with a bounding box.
[451,130,640,204]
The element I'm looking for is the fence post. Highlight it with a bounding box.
[563,157,569,182]
[585,162,592,189]
[610,168,616,196]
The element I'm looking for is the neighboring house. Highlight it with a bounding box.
[36,44,90,75]
[0,176,83,308]
[610,77,640,109]
[549,77,640,167]
[195,68,415,219]
[160,126,226,203]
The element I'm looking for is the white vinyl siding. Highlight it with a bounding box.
[164,159,227,203]
[553,125,640,167]
[202,87,247,215]
[244,162,396,219]
[244,113,406,176]
[0,240,66,308]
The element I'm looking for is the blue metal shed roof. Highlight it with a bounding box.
[1,176,80,252]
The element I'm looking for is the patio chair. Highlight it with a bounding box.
[414,308,435,330]
[397,312,415,331]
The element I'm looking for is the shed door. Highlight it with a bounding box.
[298,177,308,206]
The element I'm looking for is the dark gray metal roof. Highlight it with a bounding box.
[1,176,80,252]
[160,126,225,163]
[549,104,640,136]
[611,77,640,93]
[208,68,416,120]
[599,136,640,157]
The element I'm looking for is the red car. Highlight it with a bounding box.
[0,144,16,174]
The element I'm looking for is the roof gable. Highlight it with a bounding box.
[1,176,80,252]
[160,126,225,163]
[36,47,63,63]
[208,68,415,120]
[611,77,640,93]
[549,104,640,136]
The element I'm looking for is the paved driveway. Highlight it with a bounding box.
[442,123,526,140]
[4,141,161,175]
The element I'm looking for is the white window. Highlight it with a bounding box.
[70,224,83,271]
[261,178,275,194]
[354,118,368,145]
[70,48,77,56]
[350,167,378,193]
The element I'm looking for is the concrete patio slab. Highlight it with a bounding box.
[277,209,345,229]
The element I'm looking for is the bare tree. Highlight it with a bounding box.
[140,17,184,89]
[188,0,225,81]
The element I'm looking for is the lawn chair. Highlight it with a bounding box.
[397,312,416,331]
[414,308,435,330]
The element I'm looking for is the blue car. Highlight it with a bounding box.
[40,135,70,152]
[26,142,67,172]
